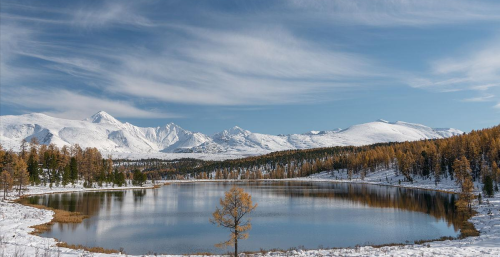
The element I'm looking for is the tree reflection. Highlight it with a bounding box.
[22,181,468,238]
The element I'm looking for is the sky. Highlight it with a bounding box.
[1,0,500,135]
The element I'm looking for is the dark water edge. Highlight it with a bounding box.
[22,181,466,255]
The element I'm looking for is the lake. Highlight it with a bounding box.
[24,181,462,255]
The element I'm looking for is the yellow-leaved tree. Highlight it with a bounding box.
[0,170,14,200]
[210,186,257,257]
[13,155,29,196]
[453,156,475,212]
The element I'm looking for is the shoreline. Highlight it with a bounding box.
[1,174,499,257]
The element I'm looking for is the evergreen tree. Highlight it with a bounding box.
[69,157,78,184]
[132,169,147,186]
[62,164,71,187]
[27,153,40,184]
[114,169,126,187]
[483,175,494,197]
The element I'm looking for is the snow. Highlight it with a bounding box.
[1,172,499,257]
[1,112,462,158]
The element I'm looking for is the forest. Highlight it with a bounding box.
[0,138,136,197]
[186,126,498,182]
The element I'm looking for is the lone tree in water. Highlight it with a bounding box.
[210,186,257,257]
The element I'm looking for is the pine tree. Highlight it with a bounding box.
[114,169,126,186]
[483,175,494,197]
[132,169,147,186]
[62,164,71,187]
[69,157,78,184]
[27,152,40,184]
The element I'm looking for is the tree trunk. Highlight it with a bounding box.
[235,237,238,257]
[235,226,238,257]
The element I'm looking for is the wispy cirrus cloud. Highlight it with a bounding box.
[108,26,382,106]
[2,0,500,123]
[0,87,175,120]
[1,1,386,109]
[409,38,500,107]
[462,94,495,102]
[288,0,500,26]
[71,1,153,29]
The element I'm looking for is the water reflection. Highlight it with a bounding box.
[24,182,462,255]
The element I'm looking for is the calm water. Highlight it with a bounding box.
[25,181,461,255]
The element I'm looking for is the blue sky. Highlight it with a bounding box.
[1,0,500,135]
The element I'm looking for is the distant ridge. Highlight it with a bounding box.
[0,111,463,156]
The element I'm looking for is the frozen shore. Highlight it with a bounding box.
[1,172,499,257]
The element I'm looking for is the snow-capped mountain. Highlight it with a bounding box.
[0,111,463,156]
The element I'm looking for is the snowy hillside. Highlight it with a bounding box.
[0,111,463,156]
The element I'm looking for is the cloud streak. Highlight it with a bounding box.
[71,1,153,29]
[108,27,382,105]
[0,87,175,120]
[411,37,500,107]
[288,0,500,26]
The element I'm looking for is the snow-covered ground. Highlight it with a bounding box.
[1,172,499,257]
[292,169,466,193]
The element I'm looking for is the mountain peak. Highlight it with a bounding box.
[227,126,248,134]
[376,119,389,123]
[87,111,121,125]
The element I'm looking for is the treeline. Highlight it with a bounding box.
[0,138,138,198]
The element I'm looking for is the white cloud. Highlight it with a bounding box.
[411,37,500,109]
[5,0,500,119]
[462,95,495,102]
[414,39,500,91]
[72,1,153,29]
[288,0,500,26]
[107,27,381,105]
[0,87,175,119]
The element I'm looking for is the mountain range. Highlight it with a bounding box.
[0,111,463,156]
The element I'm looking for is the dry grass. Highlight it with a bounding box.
[20,203,89,235]
[56,242,119,254]
[459,221,480,238]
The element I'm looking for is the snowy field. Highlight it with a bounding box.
[1,172,500,257]
[107,151,248,161]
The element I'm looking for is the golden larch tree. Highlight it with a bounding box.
[453,156,475,211]
[13,156,29,196]
[0,170,14,200]
[210,186,257,257]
